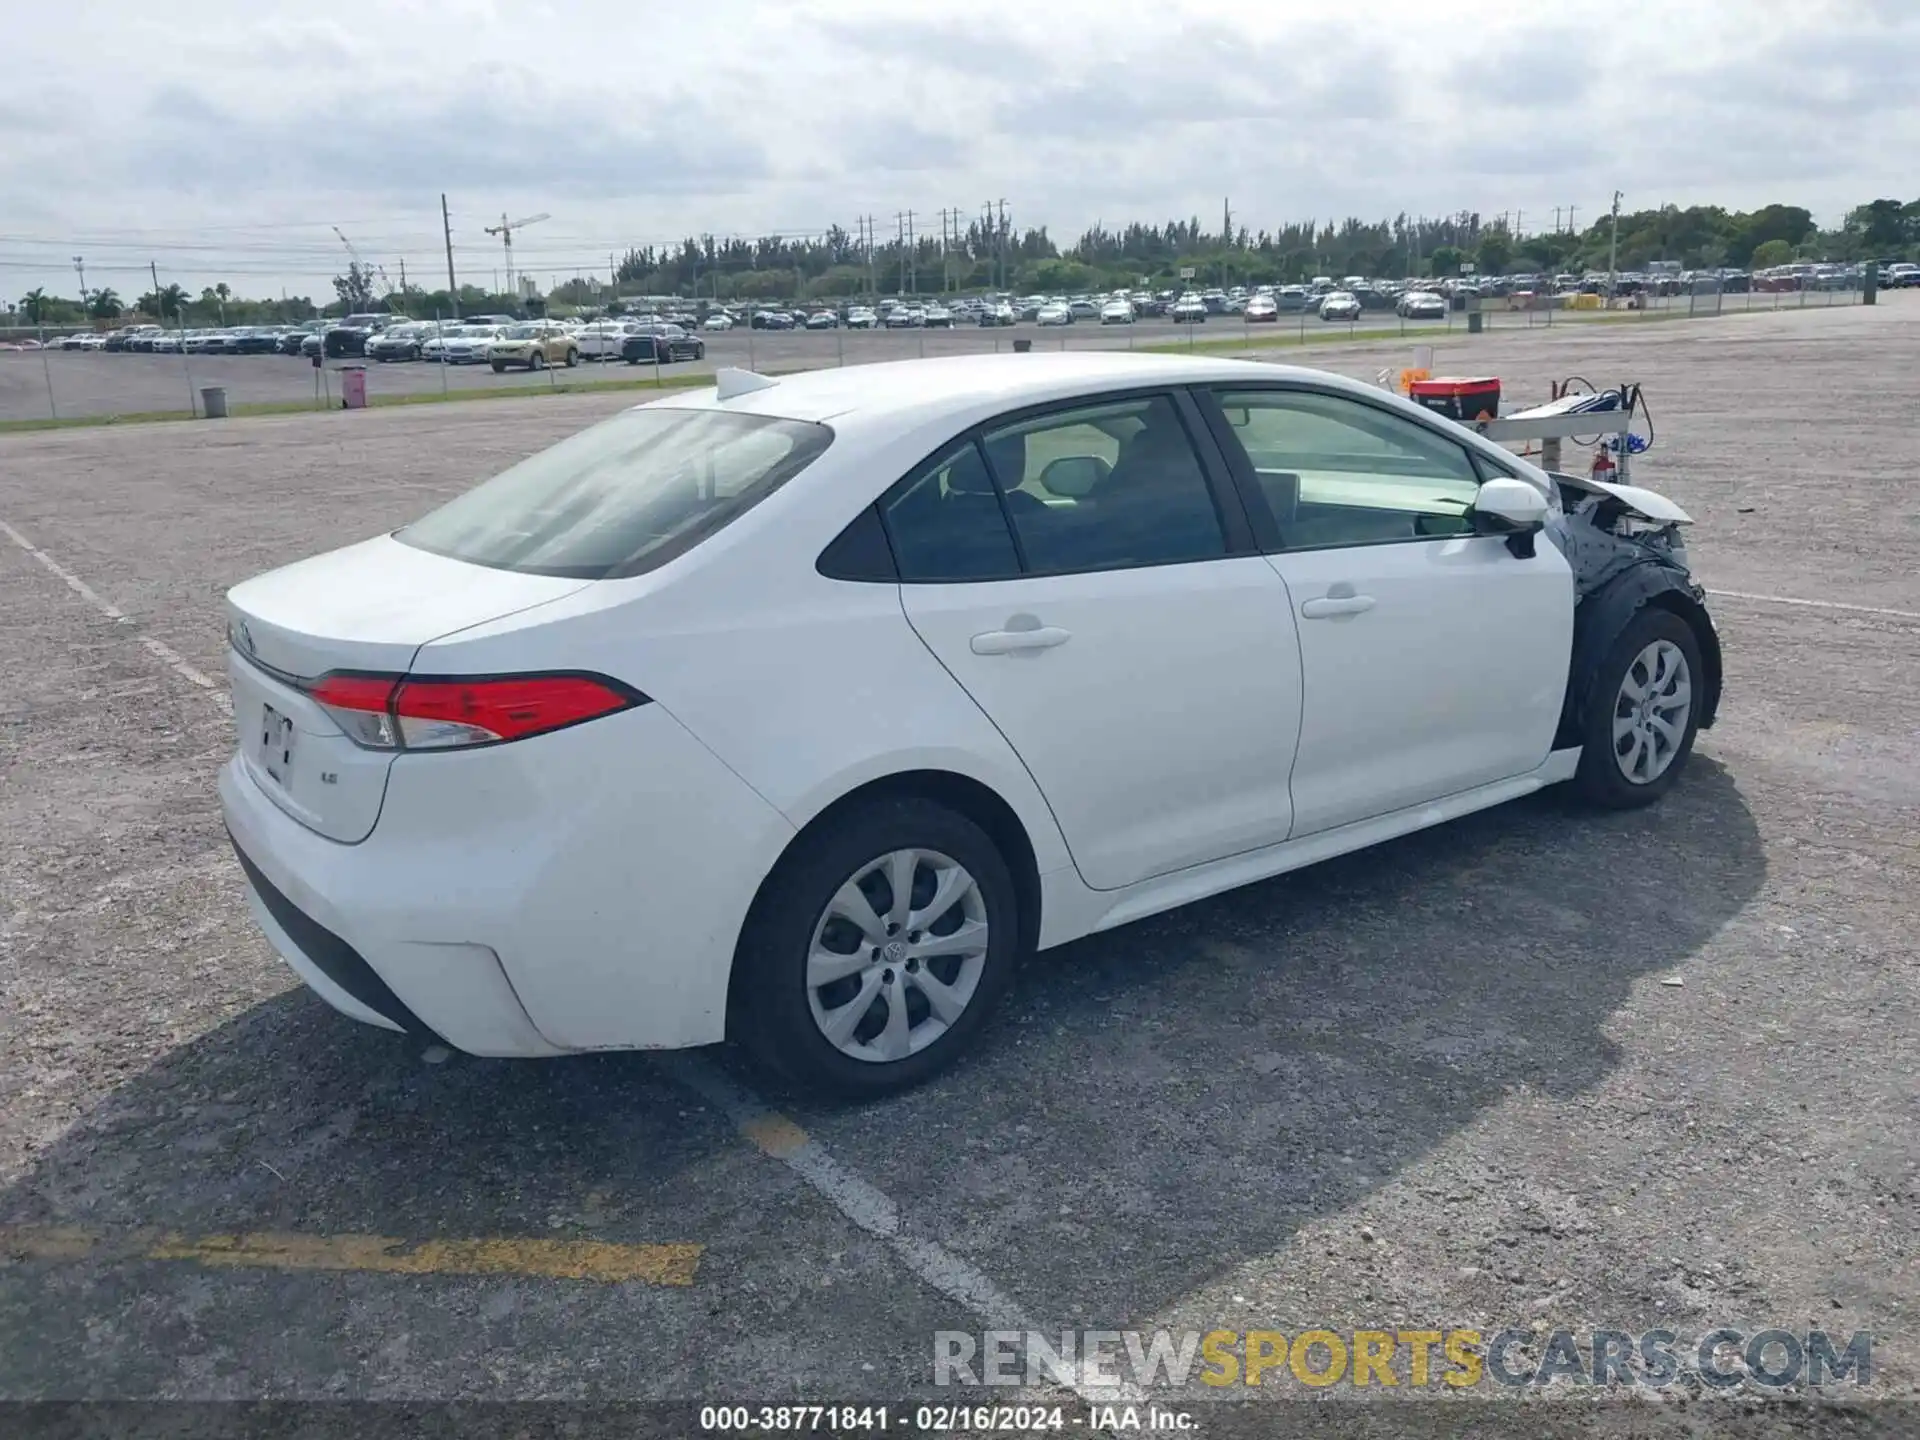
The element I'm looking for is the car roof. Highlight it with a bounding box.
[643,351,1375,426]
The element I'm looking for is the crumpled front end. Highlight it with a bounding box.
[1544,473,1722,741]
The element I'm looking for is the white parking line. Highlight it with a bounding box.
[1707,588,1920,623]
[1,519,232,714]
[665,1053,1141,1404]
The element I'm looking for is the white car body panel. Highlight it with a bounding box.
[218,351,1662,1062]
[1267,535,1573,835]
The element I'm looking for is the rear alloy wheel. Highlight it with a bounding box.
[1573,607,1703,809]
[735,798,1019,1096]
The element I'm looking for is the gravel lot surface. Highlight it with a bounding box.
[0,287,1867,423]
[1,301,1915,1436]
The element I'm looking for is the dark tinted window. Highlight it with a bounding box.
[396,406,831,580]
[881,440,1021,581]
[980,395,1224,572]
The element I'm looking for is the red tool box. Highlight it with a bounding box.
[1409,376,1502,422]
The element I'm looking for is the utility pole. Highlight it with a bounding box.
[1514,209,1523,239]
[398,257,407,295]
[1606,190,1623,297]
[1567,204,1579,234]
[72,256,87,314]
[441,193,459,317]
[149,260,161,319]
[1222,197,1232,245]
[1553,206,1562,234]
[994,200,1009,293]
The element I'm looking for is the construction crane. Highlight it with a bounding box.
[484,212,550,300]
[331,226,398,307]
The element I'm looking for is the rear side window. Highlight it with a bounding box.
[396,406,832,579]
[980,395,1225,573]
[880,440,1022,581]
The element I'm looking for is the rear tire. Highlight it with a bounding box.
[732,797,1021,1098]
[1572,607,1704,809]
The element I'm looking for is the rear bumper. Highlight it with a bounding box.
[218,700,796,1057]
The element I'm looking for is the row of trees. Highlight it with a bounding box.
[11,197,1918,326]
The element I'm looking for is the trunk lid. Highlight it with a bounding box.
[225,535,590,842]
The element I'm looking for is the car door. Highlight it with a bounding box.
[886,391,1305,893]
[1199,384,1573,838]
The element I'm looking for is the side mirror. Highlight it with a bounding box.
[1038,454,1109,498]
[1472,477,1549,557]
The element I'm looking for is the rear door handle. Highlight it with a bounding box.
[1300,594,1376,619]
[971,626,1071,655]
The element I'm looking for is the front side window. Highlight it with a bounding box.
[396,406,832,579]
[979,394,1225,573]
[1212,389,1482,549]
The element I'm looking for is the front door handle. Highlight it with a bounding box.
[1300,594,1376,619]
[971,626,1071,655]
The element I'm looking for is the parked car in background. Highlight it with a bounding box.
[1242,295,1279,323]
[567,321,630,362]
[976,302,1016,327]
[1396,291,1447,320]
[621,322,706,365]
[1098,299,1135,325]
[424,325,503,365]
[845,307,878,329]
[1170,295,1208,324]
[805,311,840,330]
[366,322,436,362]
[489,322,579,372]
[1035,302,1074,326]
[885,307,925,329]
[751,310,796,330]
[1319,291,1363,321]
[923,305,954,329]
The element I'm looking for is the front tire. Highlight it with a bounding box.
[564,349,579,367]
[1572,607,1703,809]
[490,361,505,373]
[530,352,546,371]
[733,797,1021,1097]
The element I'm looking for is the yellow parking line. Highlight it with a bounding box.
[1,1225,701,1285]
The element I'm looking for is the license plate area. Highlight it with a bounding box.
[259,702,296,787]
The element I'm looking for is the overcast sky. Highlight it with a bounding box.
[3,0,1914,299]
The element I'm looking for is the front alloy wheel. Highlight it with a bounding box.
[1613,639,1691,784]
[1573,607,1704,808]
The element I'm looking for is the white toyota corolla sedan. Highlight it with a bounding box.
[221,352,1721,1095]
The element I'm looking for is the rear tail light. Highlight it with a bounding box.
[306,671,646,751]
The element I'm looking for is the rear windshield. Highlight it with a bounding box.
[394,405,833,580]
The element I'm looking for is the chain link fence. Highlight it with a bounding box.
[0,277,1881,428]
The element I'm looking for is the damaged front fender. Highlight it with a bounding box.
[1546,477,1723,748]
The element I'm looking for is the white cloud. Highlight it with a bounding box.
[1,0,1914,298]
